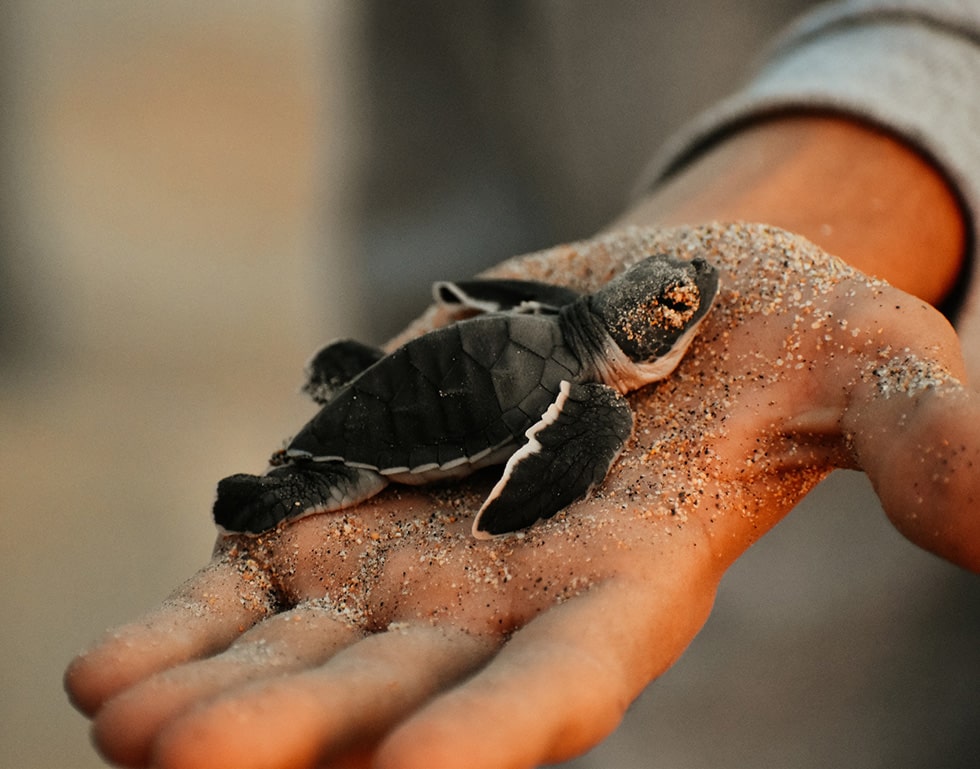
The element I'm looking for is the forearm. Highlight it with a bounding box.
[613,115,966,307]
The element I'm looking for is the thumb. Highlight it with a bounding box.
[844,363,980,573]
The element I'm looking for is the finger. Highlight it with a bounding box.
[153,624,497,769]
[377,575,717,769]
[92,603,363,768]
[66,547,276,716]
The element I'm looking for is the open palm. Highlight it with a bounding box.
[66,224,980,769]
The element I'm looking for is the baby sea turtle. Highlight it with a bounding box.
[213,254,719,539]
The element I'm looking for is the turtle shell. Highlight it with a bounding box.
[285,312,585,478]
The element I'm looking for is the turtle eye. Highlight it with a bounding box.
[658,295,689,312]
[657,283,699,315]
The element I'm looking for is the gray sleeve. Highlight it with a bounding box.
[641,0,980,286]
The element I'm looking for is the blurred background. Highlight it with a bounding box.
[1,2,977,768]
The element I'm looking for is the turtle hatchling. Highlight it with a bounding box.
[213,253,719,538]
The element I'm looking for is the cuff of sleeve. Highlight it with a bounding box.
[638,4,980,324]
[640,9,980,239]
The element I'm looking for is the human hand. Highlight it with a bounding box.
[65,224,980,769]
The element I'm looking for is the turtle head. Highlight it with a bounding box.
[589,254,719,365]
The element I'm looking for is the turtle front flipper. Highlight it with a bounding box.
[213,462,387,534]
[302,340,386,404]
[433,279,581,315]
[473,381,634,538]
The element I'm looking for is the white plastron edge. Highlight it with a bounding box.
[432,281,501,314]
[471,379,572,539]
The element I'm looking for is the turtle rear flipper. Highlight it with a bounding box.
[214,462,387,534]
[473,381,634,538]
[302,339,386,404]
[434,279,581,316]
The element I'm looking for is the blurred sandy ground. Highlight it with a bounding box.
[0,3,364,767]
[1,3,977,769]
